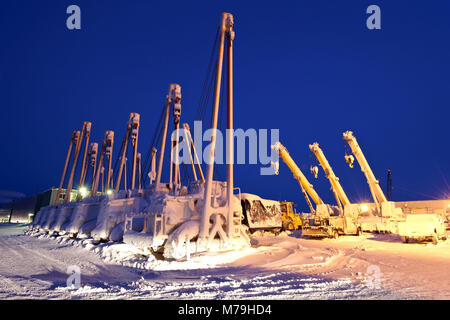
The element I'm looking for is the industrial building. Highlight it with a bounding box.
[0,188,77,223]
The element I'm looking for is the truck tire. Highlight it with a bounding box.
[401,236,408,243]
[332,230,339,239]
[283,220,295,231]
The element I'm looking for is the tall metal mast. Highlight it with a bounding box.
[88,142,98,188]
[91,131,114,196]
[171,95,181,193]
[155,84,181,190]
[387,168,393,201]
[55,130,77,205]
[199,12,235,240]
[64,122,89,203]
[130,113,140,190]
[115,113,140,192]
[104,131,114,191]
[78,122,92,187]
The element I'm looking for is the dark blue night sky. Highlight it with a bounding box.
[1,0,449,210]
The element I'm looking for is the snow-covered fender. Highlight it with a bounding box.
[91,196,148,241]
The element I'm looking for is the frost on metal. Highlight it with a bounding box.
[90,196,148,242]
[241,193,282,230]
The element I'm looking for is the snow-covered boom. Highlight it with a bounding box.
[272,141,361,238]
[343,130,406,233]
[271,141,335,218]
[91,130,114,196]
[115,113,140,193]
[307,142,362,237]
[343,131,404,220]
[123,13,250,260]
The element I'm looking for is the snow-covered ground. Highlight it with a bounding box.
[1,223,449,299]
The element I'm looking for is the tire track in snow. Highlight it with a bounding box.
[0,273,30,298]
[0,237,25,259]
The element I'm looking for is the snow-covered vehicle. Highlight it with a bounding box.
[50,204,76,234]
[240,193,282,232]
[398,214,447,244]
[123,181,250,259]
[91,194,148,242]
[301,204,361,238]
[64,196,105,237]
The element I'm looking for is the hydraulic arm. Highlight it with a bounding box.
[309,142,350,211]
[343,131,387,207]
[64,121,91,203]
[115,113,140,192]
[343,130,403,219]
[91,130,114,196]
[54,130,79,205]
[272,141,323,213]
[155,84,182,190]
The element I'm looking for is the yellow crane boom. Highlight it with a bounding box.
[342,131,387,207]
[309,142,350,208]
[272,142,324,212]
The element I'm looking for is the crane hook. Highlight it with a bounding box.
[310,165,319,179]
[345,154,354,168]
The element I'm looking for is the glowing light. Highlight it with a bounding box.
[79,186,88,198]
[106,189,113,196]
[360,204,369,213]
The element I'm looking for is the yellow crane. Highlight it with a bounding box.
[342,131,403,220]
[342,130,447,243]
[309,142,362,236]
[342,130,409,235]
[272,142,345,236]
[271,141,325,214]
[309,142,350,211]
[272,141,363,238]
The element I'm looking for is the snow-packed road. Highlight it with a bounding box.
[1,223,445,299]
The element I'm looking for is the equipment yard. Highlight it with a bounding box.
[1,223,449,299]
[1,4,450,303]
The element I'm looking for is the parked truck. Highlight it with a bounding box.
[398,214,447,244]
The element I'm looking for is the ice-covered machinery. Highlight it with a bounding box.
[343,131,447,241]
[115,113,141,193]
[32,122,93,233]
[124,13,250,259]
[307,142,362,237]
[271,142,337,219]
[90,114,145,243]
[54,130,79,206]
[155,83,182,193]
[271,141,357,238]
[61,142,99,236]
[64,121,92,204]
[398,214,447,244]
[343,130,405,233]
[92,130,115,196]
